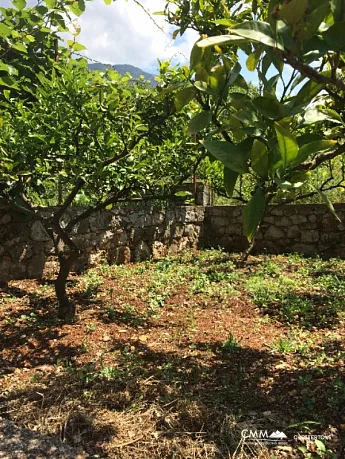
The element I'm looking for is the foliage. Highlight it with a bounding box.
[163,0,345,240]
[0,0,204,318]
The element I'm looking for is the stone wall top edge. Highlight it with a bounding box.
[2,203,345,214]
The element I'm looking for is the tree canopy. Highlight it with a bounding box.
[0,0,205,318]
[163,0,345,241]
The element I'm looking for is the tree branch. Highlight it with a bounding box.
[275,49,345,93]
[54,177,85,221]
[296,144,345,172]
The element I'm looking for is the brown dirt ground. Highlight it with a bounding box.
[1,252,345,458]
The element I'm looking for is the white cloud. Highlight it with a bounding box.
[70,0,199,73]
[2,0,197,73]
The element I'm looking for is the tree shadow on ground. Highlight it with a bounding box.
[258,291,342,329]
[2,335,345,457]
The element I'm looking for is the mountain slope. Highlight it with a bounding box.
[88,63,157,86]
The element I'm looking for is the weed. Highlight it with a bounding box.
[106,306,116,320]
[271,336,298,354]
[222,333,241,352]
[246,273,339,328]
[298,440,337,458]
[85,323,96,333]
[19,312,38,323]
[186,306,197,332]
[30,373,41,383]
[189,273,211,295]
[327,377,345,408]
[4,316,17,324]
[98,366,119,380]
[256,259,281,277]
[81,269,103,296]
[298,374,313,386]
[149,293,169,311]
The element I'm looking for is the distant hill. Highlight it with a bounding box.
[88,63,157,86]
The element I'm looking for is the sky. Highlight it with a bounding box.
[1,0,279,84]
[72,0,261,83]
[72,0,199,74]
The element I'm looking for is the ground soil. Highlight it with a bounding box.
[1,251,344,458]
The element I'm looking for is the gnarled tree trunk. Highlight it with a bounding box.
[55,251,79,319]
[45,219,81,320]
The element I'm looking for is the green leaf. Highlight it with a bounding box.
[175,191,193,197]
[232,108,259,126]
[214,19,236,27]
[252,96,285,119]
[190,41,204,71]
[73,42,87,51]
[323,22,345,51]
[231,21,284,50]
[279,0,308,26]
[225,62,242,87]
[331,0,345,21]
[0,23,12,38]
[297,133,323,146]
[289,170,310,187]
[246,49,261,72]
[45,0,57,7]
[312,185,341,222]
[251,140,268,177]
[243,187,266,241]
[0,75,18,88]
[194,80,208,92]
[294,140,337,165]
[187,111,212,134]
[224,167,239,197]
[228,92,251,110]
[265,48,284,74]
[12,0,26,10]
[314,439,326,453]
[67,40,87,51]
[104,0,112,4]
[294,78,324,106]
[197,35,246,48]
[174,87,195,111]
[301,108,343,125]
[209,65,226,92]
[275,122,298,167]
[69,0,85,16]
[12,43,27,53]
[0,62,18,75]
[302,1,330,38]
[201,140,249,173]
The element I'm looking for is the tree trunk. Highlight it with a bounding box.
[55,252,78,319]
[238,233,258,267]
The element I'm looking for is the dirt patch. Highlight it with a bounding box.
[1,250,345,457]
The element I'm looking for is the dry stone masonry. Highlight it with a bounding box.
[1,203,345,281]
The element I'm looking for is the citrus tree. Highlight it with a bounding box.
[163,0,345,250]
[0,1,205,319]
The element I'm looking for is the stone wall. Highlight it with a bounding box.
[204,204,345,258]
[1,203,345,281]
[0,206,205,281]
